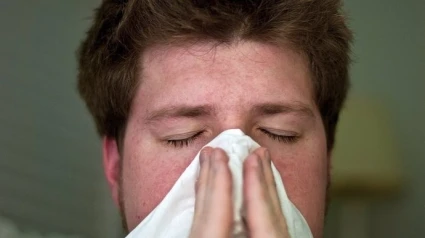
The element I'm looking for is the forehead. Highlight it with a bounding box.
[134,41,316,116]
[142,41,309,81]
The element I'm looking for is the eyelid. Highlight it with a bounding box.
[165,130,205,148]
[163,130,204,140]
[260,127,299,137]
[259,128,299,144]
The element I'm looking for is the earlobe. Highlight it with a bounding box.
[102,136,121,208]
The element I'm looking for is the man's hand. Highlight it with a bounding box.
[189,147,289,238]
[243,147,289,238]
[189,147,233,238]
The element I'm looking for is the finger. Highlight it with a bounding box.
[204,148,233,226]
[254,148,281,211]
[196,146,214,193]
[194,147,213,215]
[243,151,288,237]
[243,152,271,234]
[191,148,233,238]
[253,148,275,189]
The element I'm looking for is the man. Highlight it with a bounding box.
[77,0,351,237]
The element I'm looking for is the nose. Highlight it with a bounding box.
[215,115,252,137]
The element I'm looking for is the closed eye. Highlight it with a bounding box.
[166,131,204,148]
[166,128,298,149]
[259,128,299,143]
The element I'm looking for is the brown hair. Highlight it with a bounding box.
[78,0,352,150]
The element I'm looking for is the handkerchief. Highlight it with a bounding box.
[126,129,313,238]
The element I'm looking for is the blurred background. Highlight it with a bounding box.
[0,0,423,237]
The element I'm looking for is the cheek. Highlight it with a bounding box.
[121,144,196,230]
[270,143,328,236]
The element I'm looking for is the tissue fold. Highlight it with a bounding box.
[126,129,313,238]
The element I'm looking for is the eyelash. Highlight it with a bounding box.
[166,131,204,148]
[166,129,298,148]
[258,128,298,143]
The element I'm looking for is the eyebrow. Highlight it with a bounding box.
[145,105,215,123]
[251,102,315,118]
[145,102,314,124]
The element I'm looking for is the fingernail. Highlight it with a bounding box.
[211,149,218,160]
[195,179,199,192]
[249,153,260,166]
[264,149,270,161]
[256,154,262,166]
[212,149,221,168]
[200,149,208,165]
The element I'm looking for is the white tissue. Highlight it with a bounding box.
[126,129,313,238]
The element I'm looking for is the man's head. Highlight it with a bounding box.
[78,0,351,237]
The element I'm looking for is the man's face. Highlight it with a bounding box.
[103,41,329,237]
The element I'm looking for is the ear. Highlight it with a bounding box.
[102,136,121,208]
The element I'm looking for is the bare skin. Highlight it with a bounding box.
[190,147,289,238]
[103,41,328,238]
